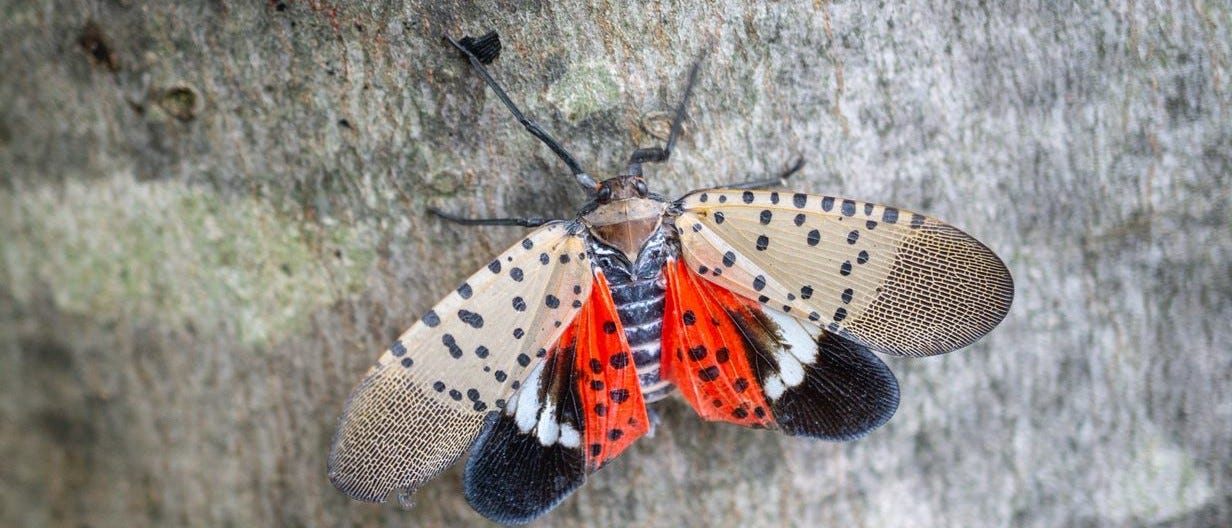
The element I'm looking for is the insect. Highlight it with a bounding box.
[328,31,1014,525]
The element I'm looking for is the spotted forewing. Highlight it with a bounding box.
[675,190,1014,357]
[328,223,593,503]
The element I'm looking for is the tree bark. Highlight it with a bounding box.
[2,1,1229,526]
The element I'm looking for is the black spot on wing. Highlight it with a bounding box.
[609,388,630,403]
[458,310,484,328]
[841,200,856,216]
[442,334,463,358]
[806,230,820,246]
[390,340,407,357]
[882,207,899,223]
[609,352,630,369]
[770,333,900,441]
[464,413,585,525]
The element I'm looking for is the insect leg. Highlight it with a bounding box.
[719,156,806,189]
[445,32,598,192]
[428,207,560,228]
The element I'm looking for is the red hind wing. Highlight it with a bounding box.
[661,257,776,428]
[463,271,651,523]
[663,257,901,441]
[572,271,650,470]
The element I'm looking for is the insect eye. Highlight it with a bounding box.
[596,186,613,203]
[634,179,648,197]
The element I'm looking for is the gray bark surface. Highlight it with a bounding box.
[2,1,1229,527]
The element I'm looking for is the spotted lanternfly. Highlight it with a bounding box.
[328,31,1014,525]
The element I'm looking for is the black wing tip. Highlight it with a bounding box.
[772,334,901,441]
[464,413,587,525]
[458,30,502,64]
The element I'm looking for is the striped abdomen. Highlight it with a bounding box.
[608,274,673,402]
[590,225,675,403]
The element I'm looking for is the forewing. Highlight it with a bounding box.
[663,257,899,439]
[464,270,649,524]
[328,222,593,504]
[675,190,1014,357]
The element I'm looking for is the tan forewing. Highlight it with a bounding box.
[328,222,593,503]
[675,190,1013,357]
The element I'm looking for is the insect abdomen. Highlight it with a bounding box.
[607,275,674,402]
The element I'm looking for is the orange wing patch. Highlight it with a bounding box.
[570,272,650,470]
[661,258,775,429]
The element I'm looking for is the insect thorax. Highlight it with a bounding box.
[585,203,677,403]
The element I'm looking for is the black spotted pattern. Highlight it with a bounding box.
[457,309,484,328]
[806,229,820,246]
[443,334,463,358]
[841,199,856,216]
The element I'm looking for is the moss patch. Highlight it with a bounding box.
[546,61,622,121]
[1,175,374,345]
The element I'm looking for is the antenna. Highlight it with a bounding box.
[622,57,703,177]
[446,32,598,192]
